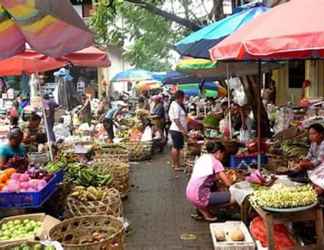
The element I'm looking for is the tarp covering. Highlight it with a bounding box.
[175,3,268,58]
[210,0,324,61]
[0,0,92,59]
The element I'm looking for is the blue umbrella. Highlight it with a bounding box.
[152,72,167,82]
[175,3,269,58]
[112,69,153,82]
[162,71,219,85]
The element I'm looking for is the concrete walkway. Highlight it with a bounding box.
[124,151,214,250]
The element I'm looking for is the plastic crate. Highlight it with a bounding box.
[229,155,268,168]
[0,170,64,208]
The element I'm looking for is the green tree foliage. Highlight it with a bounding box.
[89,0,221,71]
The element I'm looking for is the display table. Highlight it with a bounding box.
[254,206,324,250]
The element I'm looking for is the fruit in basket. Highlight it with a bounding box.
[0,219,42,240]
[228,227,245,241]
[70,186,108,201]
[214,229,225,241]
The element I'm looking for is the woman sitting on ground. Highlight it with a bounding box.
[186,142,233,221]
[296,123,324,193]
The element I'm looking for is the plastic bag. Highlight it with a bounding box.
[239,128,250,143]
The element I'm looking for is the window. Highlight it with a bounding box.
[288,61,305,88]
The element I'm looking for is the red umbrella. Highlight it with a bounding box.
[0,50,66,76]
[63,46,111,67]
[0,46,110,76]
[210,0,324,61]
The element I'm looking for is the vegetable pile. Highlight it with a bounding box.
[0,219,42,240]
[8,243,55,250]
[65,163,112,187]
[250,216,295,249]
[250,184,317,209]
[0,167,52,193]
[202,114,219,129]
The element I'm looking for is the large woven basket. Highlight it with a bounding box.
[49,215,124,250]
[96,144,129,163]
[92,161,129,198]
[67,188,122,218]
[123,141,153,161]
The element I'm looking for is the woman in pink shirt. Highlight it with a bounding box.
[186,142,233,221]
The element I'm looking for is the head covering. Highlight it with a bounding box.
[54,68,73,81]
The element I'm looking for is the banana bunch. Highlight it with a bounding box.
[70,186,108,201]
[116,130,129,139]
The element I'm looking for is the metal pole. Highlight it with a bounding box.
[226,63,232,139]
[257,60,262,168]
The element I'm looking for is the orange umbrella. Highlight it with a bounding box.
[0,50,66,76]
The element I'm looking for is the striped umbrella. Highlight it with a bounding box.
[0,0,92,59]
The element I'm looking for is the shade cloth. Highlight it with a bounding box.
[175,3,268,58]
[210,0,324,61]
[0,50,66,76]
[63,46,110,67]
[0,0,92,59]
[112,69,153,82]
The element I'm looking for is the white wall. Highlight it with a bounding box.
[106,46,132,94]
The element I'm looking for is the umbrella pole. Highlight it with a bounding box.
[257,60,262,169]
[226,63,232,139]
[36,76,54,161]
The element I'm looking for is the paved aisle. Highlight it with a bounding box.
[124,151,213,250]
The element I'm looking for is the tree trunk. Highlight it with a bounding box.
[209,0,224,20]
[240,75,272,138]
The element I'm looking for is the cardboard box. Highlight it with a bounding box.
[0,213,61,246]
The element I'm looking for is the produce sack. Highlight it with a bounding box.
[250,216,295,250]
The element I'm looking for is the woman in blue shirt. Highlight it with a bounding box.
[0,128,26,169]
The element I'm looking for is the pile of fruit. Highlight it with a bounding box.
[0,167,52,193]
[79,230,110,244]
[250,184,317,209]
[70,186,110,201]
[0,219,42,241]
[214,227,245,242]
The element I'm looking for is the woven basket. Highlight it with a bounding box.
[49,215,124,250]
[93,161,129,198]
[67,188,122,218]
[124,141,152,161]
[96,145,129,163]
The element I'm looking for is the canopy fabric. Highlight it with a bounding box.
[63,46,110,67]
[210,0,324,61]
[178,84,218,97]
[0,0,92,59]
[162,71,218,85]
[112,69,153,82]
[175,3,268,58]
[0,50,66,76]
[176,58,216,72]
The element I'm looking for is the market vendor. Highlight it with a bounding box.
[186,142,233,221]
[297,123,324,192]
[0,128,27,169]
[151,95,165,141]
[22,113,47,152]
[102,102,127,143]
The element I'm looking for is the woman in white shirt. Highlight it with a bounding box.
[168,90,187,173]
